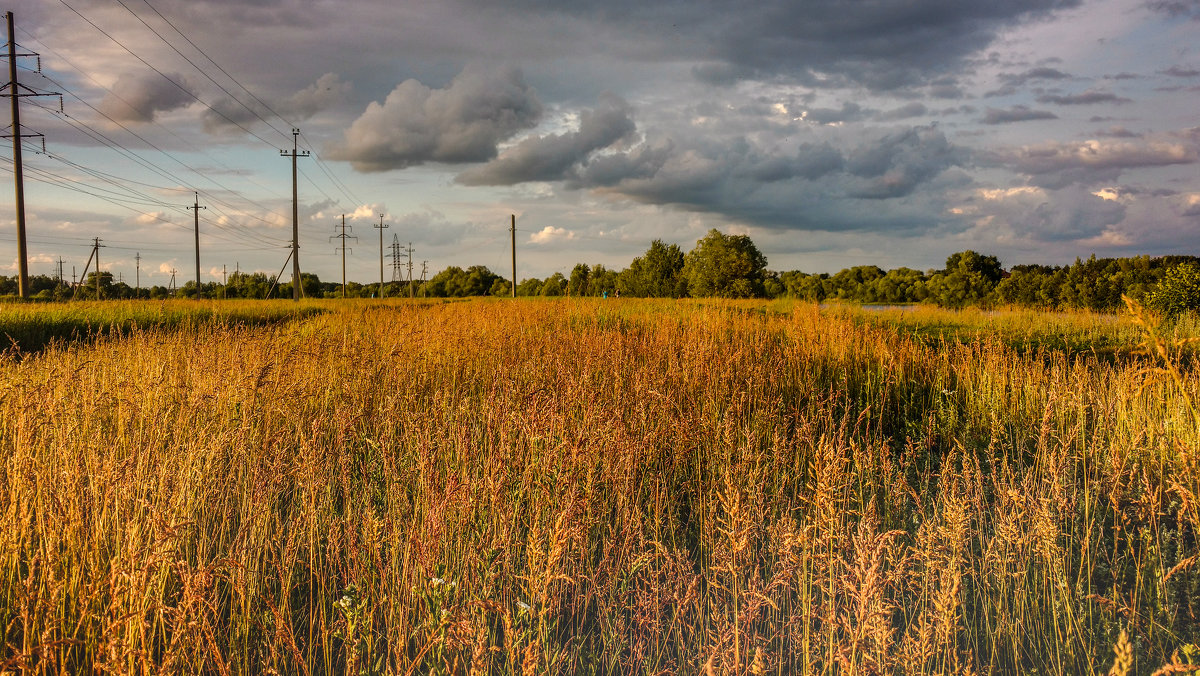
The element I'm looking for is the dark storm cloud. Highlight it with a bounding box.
[981,106,1058,124]
[744,142,846,182]
[986,137,1198,188]
[327,65,542,172]
[1144,0,1200,20]
[874,102,929,121]
[691,63,758,87]
[927,78,968,99]
[983,68,1072,98]
[455,94,636,186]
[1029,188,1126,241]
[97,72,194,123]
[466,0,1081,91]
[562,125,966,230]
[1035,90,1133,105]
[845,127,968,198]
[1000,66,1072,85]
[993,187,1123,243]
[201,74,351,135]
[1094,126,1141,138]
[803,102,867,125]
[1162,65,1200,77]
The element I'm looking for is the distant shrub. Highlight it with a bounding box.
[1147,262,1200,317]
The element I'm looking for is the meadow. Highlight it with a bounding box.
[0,298,1197,674]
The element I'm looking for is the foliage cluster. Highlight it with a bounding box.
[1147,262,1200,317]
[4,231,1197,312]
[0,299,1197,673]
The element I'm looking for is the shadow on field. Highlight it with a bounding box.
[0,304,326,357]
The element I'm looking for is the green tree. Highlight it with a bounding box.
[516,277,543,296]
[74,271,116,300]
[870,267,928,303]
[682,229,768,298]
[423,266,501,297]
[490,278,512,297]
[780,271,829,301]
[763,272,785,299]
[830,265,885,301]
[620,240,686,297]
[589,264,618,297]
[928,251,1003,308]
[996,265,1056,307]
[569,264,591,296]
[1147,262,1200,317]
[539,273,566,296]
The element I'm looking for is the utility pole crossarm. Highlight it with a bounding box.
[406,242,415,298]
[510,214,517,298]
[374,214,389,299]
[330,215,357,298]
[187,192,206,293]
[3,12,61,299]
[279,128,310,301]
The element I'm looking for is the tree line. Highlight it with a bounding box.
[3,229,1197,313]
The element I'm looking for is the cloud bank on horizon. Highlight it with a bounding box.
[3,0,1199,281]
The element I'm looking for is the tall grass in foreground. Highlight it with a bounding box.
[0,299,1197,674]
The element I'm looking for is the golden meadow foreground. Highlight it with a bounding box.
[1,299,1198,674]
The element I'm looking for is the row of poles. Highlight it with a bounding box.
[331,213,422,299]
[3,12,523,301]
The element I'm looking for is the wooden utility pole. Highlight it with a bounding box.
[280,129,309,301]
[187,192,205,292]
[265,250,293,300]
[510,214,517,298]
[93,237,103,299]
[330,214,356,298]
[73,241,96,296]
[3,13,57,298]
[374,214,388,298]
[135,252,140,297]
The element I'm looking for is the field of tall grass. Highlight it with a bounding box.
[1,298,1197,674]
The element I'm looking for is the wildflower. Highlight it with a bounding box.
[516,599,532,613]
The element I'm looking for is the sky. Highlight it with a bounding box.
[1,0,1198,288]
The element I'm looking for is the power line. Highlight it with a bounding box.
[21,63,296,236]
[0,160,284,253]
[16,22,359,243]
[113,0,292,143]
[136,0,297,132]
[0,151,286,252]
[300,130,362,207]
[56,0,282,148]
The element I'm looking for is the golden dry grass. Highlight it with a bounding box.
[0,298,1197,674]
